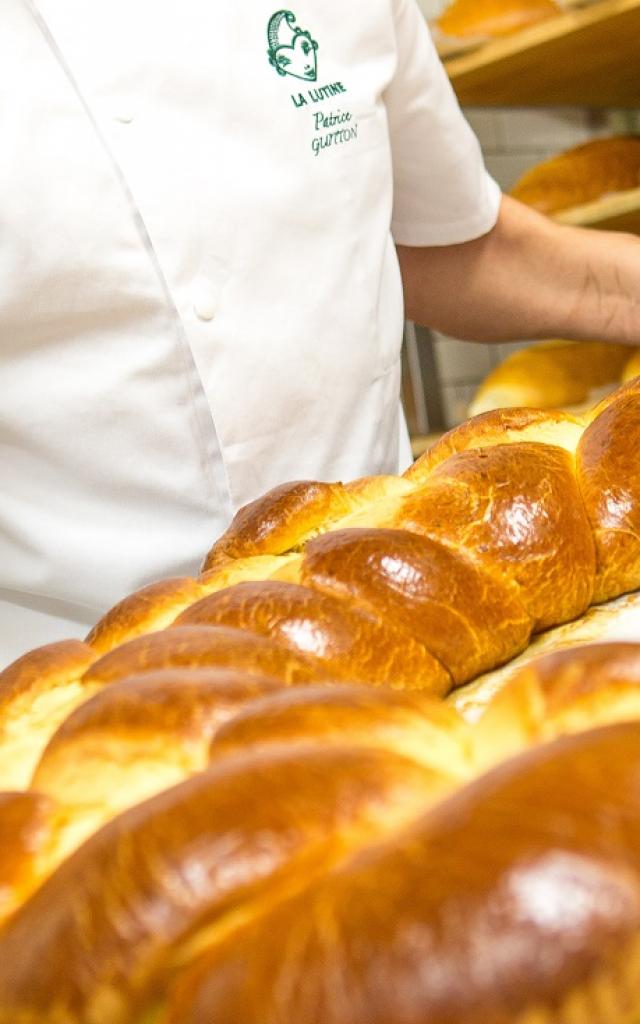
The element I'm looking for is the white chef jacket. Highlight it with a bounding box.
[0,0,501,666]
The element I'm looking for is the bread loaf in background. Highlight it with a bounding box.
[2,378,640,1020]
[467,137,640,417]
[622,347,640,382]
[469,338,637,416]
[435,0,559,42]
[509,136,640,215]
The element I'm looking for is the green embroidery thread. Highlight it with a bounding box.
[267,11,319,82]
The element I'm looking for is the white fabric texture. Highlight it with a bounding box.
[0,0,500,665]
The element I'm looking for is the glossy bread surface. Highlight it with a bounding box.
[1,381,640,1021]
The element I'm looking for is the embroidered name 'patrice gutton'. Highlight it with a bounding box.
[267,10,359,156]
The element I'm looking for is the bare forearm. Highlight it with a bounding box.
[397,195,640,345]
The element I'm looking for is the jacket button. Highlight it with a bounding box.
[193,282,218,322]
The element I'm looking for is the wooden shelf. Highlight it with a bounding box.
[444,0,640,106]
[554,187,640,232]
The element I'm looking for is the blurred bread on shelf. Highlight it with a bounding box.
[510,136,640,215]
[623,348,640,383]
[434,0,560,45]
[468,339,636,417]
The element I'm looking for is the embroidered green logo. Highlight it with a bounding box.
[267,11,319,82]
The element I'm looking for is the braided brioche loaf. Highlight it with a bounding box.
[2,377,640,1021]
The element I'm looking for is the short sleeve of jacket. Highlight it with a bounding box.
[386,0,502,246]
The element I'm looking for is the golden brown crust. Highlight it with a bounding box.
[2,381,640,1021]
[31,669,286,811]
[0,641,102,791]
[578,390,640,603]
[38,669,284,755]
[300,529,532,685]
[343,474,415,504]
[202,478,420,575]
[209,685,469,778]
[198,553,298,592]
[201,480,359,571]
[395,443,596,630]
[522,641,640,709]
[474,642,640,769]
[583,373,640,422]
[0,746,452,1023]
[85,577,207,655]
[82,625,330,688]
[175,581,451,694]
[405,406,583,483]
[0,640,97,719]
[510,137,640,215]
[0,792,57,925]
[169,723,640,1024]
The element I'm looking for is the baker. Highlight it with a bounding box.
[1,0,639,666]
